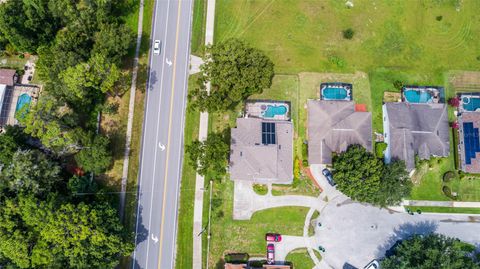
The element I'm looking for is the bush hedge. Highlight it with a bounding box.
[375,142,387,158]
[302,142,309,167]
[253,184,268,195]
[442,171,456,182]
[442,185,456,200]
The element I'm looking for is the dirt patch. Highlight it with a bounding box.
[450,71,480,90]
[383,91,401,102]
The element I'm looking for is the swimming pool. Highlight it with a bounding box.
[15,94,31,116]
[403,89,433,103]
[462,96,480,111]
[322,87,349,100]
[263,105,287,118]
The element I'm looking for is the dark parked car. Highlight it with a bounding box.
[265,233,282,242]
[322,168,336,186]
[267,244,275,265]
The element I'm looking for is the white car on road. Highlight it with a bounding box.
[153,40,161,55]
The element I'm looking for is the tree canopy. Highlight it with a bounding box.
[189,39,274,112]
[0,150,61,196]
[0,1,134,267]
[381,234,479,269]
[186,132,230,178]
[332,145,412,206]
[0,195,133,268]
[333,145,383,202]
[75,134,112,174]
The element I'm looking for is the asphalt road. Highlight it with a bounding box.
[132,0,193,268]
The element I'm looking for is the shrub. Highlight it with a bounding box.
[294,157,301,181]
[224,253,249,264]
[103,102,119,114]
[342,28,355,39]
[253,184,268,195]
[443,171,456,182]
[436,15,443,21]
[448,97,460,107]
[328,55,346,68]
[442,185,456,200]
[375,142,387,158]
[393,80,403,90]
[302,142,309,167]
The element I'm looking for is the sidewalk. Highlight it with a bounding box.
[192,0,216,268]
[403,200,480,208]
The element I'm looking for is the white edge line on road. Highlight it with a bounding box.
[132,0,169,267]
[132,0,159,265]
[170,0,194,267]
[145,0,172,266]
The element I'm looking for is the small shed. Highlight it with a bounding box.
[0,69,18,86]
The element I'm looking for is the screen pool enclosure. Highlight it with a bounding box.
[320,83,352,101]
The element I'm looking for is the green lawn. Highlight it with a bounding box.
[405,206,480,215]
[215,0,480,74]
[207,178,308,267]
[285,248,319,269]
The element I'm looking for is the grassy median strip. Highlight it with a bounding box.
[405,206,480,215]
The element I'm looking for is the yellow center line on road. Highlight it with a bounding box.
[157,0,183,268]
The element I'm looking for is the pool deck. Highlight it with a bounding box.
[245,100,290,121]
[320,83,353,101]
[0,85,39,127]
[459,93,480,113]
[402,86,443,104]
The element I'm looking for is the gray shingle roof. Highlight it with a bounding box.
[229,117,293,184]
[384,102,450,171]
[308,100,373,164]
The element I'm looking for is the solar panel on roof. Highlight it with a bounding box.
[463,122,480,165]
[261,122,276,145]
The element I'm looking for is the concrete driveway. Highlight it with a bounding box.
[315,195,480,269]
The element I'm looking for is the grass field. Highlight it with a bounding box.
[215,0,480,75]
[405,206,480,215]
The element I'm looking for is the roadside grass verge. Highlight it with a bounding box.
[191,0,207,56]
[405,206,480,215]
[175,75,201,269]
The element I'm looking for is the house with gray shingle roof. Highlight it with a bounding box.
[307,100,373,165]
[229,117,293,184]
[382,102,450,171]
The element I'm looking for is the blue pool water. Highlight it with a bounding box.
[322,87,348,100]
[404,90,433,103]
[263,105,287,118]
[15,94,31,115]
[462,96,480,111]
